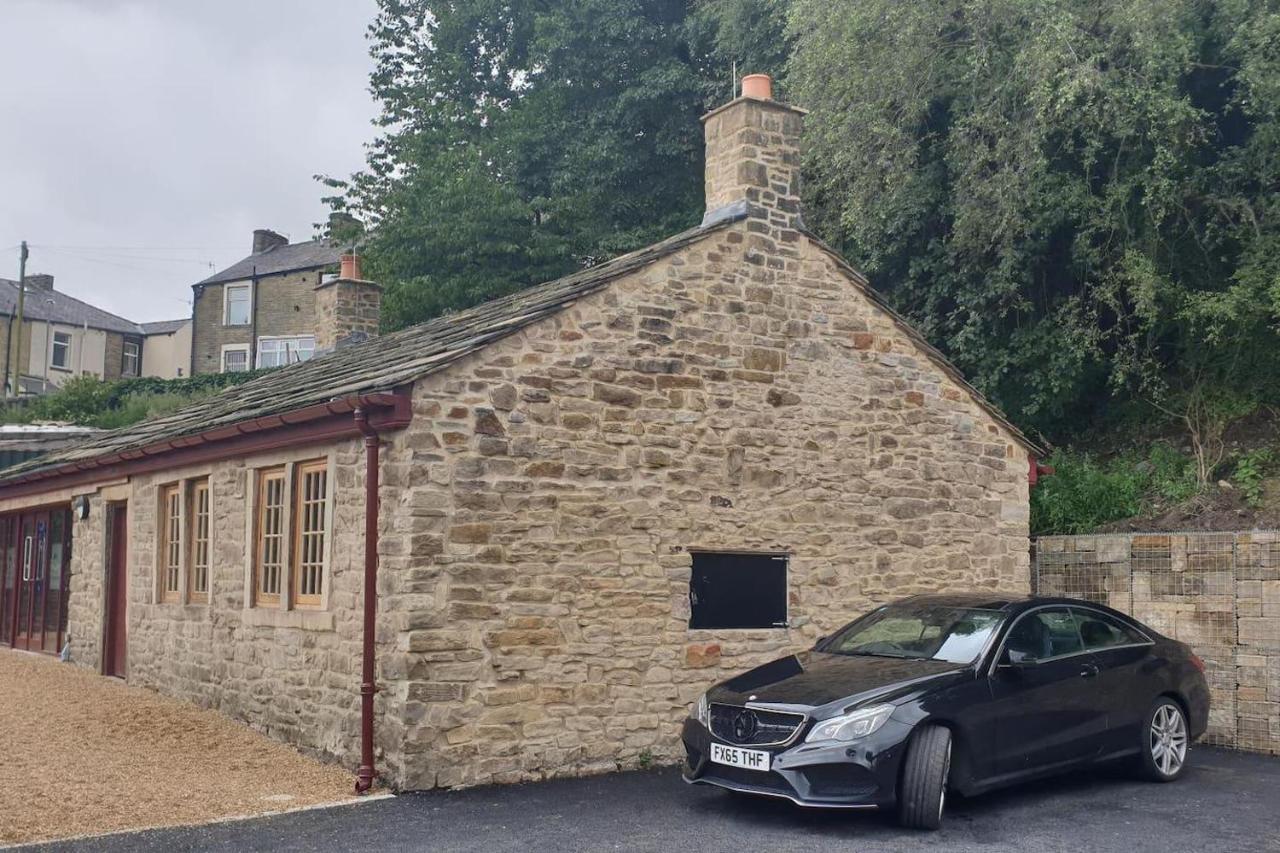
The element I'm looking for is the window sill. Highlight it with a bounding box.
[241,608,334,631]
[49,365,72,373]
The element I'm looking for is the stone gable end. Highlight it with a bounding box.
[375,221,1030,789]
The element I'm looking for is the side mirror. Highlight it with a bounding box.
[995,650,1038,673]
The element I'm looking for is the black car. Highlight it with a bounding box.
[682,593,1210,829]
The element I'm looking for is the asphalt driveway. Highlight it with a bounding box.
[21,747,1280,853]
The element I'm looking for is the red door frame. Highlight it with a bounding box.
[3,508,72,654]
[102,502,128,678]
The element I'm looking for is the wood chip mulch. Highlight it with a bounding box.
[0,649,359,846]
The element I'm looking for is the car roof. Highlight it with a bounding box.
[896,593,1148,621]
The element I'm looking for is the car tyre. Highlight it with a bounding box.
[897,725,951,830]
[1138,697,1190,782]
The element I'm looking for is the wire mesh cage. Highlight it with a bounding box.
[1034,531,1280,756]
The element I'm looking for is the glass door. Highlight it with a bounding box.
[13,514,37,649]
[0,517,14,644]
[43,510,70,654]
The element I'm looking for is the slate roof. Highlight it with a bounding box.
[0,279,144,335]
[140,319,190,335]
[0,216,743,481]
[0,210,1039,485]
[196,239,343,286]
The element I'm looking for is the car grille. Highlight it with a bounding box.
[709,703,806,746]
[701,764,796,797]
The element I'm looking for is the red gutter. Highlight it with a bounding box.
[0,388,412,500]
[353,408,381,793]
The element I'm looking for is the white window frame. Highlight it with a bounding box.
[221,344,251,373]
[222,282,252,326]
[51,331,72,369]
[122,340,140,376]
[257,335,316,369]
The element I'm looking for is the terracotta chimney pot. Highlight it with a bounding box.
[340,253,362,281]
[741,74,772,101]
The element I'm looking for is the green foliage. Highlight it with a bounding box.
[1031,443,1203,535]
[1031,451,1147,536]
[1233,448,1275,508]
[787,0,1280,443]
[0,371,267,430]
[323,0,788,330]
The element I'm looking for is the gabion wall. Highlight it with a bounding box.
[1035,532,1280,755]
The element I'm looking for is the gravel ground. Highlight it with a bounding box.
[0,649,356,847]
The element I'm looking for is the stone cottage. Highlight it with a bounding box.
[0,76,1038,791]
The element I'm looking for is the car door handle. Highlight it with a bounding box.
[1079,663,1099,679]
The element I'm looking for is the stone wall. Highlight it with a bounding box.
[64,442,404,775]
[1036,531,1280,755]
[315,278,382,352]
[374,219,1032,790]
[191,270,322,375]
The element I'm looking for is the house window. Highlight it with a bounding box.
[254,468,286,606]
[159,484,182,603]
[292,460,328,607]
[122,340,140,377]
[257,336,316,368]
[51,332,71,369]
[222,345,250,373]
[224,283,251,326]
[188,480,210,602]
[688,552,788,629]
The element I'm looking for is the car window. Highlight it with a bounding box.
[1002,608,1083,663]
[1071,608,1148,650]
[823,605,1004,664]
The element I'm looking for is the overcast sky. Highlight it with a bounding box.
[0,0,378,323]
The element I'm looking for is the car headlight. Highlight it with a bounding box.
[804,704,895,743]
[694,692,710,727]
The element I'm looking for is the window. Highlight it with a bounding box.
[1002,608,1083,663]
[688,552,788,629]
[222,345,250,373]
[823,604,1004,664]
[254,468,286,606]
[51,332,71,369]
[257,336,316,368]
[159,484,182,603]
[292,461,328,607]
[1072,608,1149,650]
[122,340,140,376]
[188,480,210,603]
[224,283,251,325]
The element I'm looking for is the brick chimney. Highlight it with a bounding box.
[701,74,806,233]
[252,229,289,254]
[25,273,54,291]
[314,253,381,354]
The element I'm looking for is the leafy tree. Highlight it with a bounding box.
[324,0,784,328]
[787,0,1280,443]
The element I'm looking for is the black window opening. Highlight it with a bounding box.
[689,551,788,629]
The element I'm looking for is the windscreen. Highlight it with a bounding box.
[821,605,1005,664]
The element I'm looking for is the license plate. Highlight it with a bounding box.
[710,742,770,772]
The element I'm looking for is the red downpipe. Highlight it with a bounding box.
[353,408,381,793]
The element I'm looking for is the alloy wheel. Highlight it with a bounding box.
[1149,703,1188,777]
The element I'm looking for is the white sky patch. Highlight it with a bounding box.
[0,0,378,322]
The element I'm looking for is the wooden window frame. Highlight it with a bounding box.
[159,483,183,603]
[291,460,328,609]
[188,479,211,604]
[254,467,287,608]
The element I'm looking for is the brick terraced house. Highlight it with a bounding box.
[0,78,1040,791]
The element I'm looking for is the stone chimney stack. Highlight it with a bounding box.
[314,253,381,354]
[25,273,54,291]
[252,229,289,254]
[701,74,806,232]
